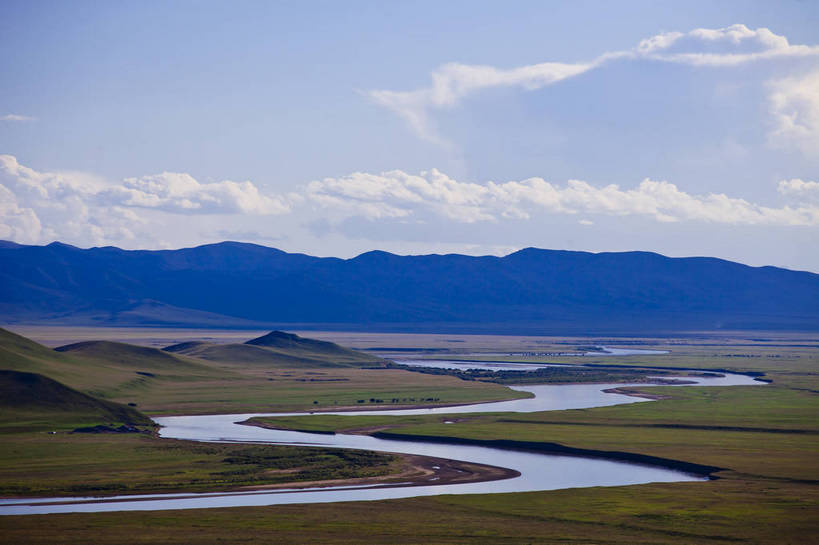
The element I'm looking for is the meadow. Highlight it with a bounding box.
[0,328,816,544]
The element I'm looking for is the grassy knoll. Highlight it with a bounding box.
[164,330,386,369]
[0,328,526,414]
[0,369,153,433]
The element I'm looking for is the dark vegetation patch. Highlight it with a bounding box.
[386,361,707,385]
[220,445,394,482]
[72,424,143,434]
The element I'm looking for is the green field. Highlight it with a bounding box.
[0,329,816,544]
[0,364,400,498]
[0,328,527,415]
[0,433,398,498]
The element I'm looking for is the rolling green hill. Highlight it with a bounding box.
[0,328,517,414]
[162,341,343,367]
[0,327,75,375]
[55,340,214,372]
[245,330,384,365]
[163,331,386,368]
[0,369,153,431]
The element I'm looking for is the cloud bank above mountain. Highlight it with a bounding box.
[2,154,816,249]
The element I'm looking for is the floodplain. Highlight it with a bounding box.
[0,327,816,544]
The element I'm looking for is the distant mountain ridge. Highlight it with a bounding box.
[1,240,817,332]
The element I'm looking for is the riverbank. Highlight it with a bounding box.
[236,453,519,491]
[0,433,401,499]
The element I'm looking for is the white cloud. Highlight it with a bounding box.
[369,62,593,144]
[634,24,817,66]
[103,172,291,215]
[0,184,42,243]
[0,155,291,217]
[369,24,819,142]
[778,178,819,203]
[768,70,819,157]
[0,114,35,122]
[307,169,819,227]
[1,155,816,250]
[0,154,293,248]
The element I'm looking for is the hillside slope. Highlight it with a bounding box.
[55,341,214,372]
[1,241,817,331]
[163,331,384,368]
[0,370,153,430]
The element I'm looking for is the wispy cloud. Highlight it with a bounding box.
[368,24,819,144]
[1,114,35,122]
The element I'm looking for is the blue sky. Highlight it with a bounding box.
[1,1,818,270]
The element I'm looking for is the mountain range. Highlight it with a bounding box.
[1,240,817,332]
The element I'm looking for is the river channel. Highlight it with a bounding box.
[0,363,763,515]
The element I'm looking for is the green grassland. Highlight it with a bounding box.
[2,481,816,545]
[4,382,812,544]
[0,328,527,415]
[0,329,816,544]
[0,432,397,498]
[0,328,521,501]
[0,364,400,498]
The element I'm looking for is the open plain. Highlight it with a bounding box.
[0,328,816,543]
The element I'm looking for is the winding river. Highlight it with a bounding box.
[0,363,763,516]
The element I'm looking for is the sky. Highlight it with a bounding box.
[1,0,818,271]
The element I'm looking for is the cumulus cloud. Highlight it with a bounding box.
[306,169,819,227]
[2,155,816,249]
[101,172,291,215]
[369,24,819,143]
[0,114,35,122]
[0,184,42,243]
[0,154,293,247]
[0,154,291,217]
[633,24,818,66]
[778,178,819,203]
[768,70,819,156]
